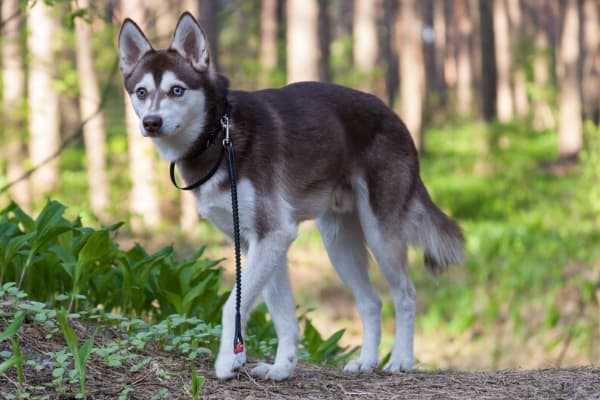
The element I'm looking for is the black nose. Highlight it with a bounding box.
[143,115,163,133]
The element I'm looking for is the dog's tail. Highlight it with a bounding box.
[405,180,464,274]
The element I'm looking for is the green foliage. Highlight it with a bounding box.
[300,319,358,366]
[415,120,600,362]
[0,200,227,323]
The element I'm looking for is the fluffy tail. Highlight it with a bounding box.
[405,180,464,274]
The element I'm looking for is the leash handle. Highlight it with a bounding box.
[223,118,244,355]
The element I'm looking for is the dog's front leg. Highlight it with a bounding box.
[214,228,296,380]
[250,261,299,380]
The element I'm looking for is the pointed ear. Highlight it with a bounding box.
[118,19,153,77]
[170,12,212,73]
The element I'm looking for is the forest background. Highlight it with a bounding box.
[0,0,599,381]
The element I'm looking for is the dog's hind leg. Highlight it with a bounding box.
[317,211,382,373]
[354,178,416,372]
[251,262,299,380]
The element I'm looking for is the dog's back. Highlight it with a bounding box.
[229,81,463,272]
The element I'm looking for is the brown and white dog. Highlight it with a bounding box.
[118,12,464,380]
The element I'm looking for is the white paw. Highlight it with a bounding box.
[343,358,378,374]
[383,357,413,373]
[215,351,247,380]
[250,362,294,381]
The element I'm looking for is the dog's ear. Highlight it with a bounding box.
[170,12,213,74]
[118,19,153,77]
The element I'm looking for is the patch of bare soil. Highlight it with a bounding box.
[1,314,599,400]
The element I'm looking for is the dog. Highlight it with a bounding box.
[118,12,464,381]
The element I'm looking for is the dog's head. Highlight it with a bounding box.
[118,13,218,161]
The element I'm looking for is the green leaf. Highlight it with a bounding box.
[0,311,25,341]
[0,355,28,375]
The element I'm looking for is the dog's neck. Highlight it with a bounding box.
[175,75,231,188]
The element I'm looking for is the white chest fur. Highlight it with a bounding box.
[194,170,257,243]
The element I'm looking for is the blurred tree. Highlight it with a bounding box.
[582,0,600,124]
[28,1,60,197]
[479,0,497,121]
[397,0,425,150]
[507,0,529,118]
[73,0,109,219]
[198,0,219,70]
[382,0,398,106]
[529,0,554,130]
[432,0,447,99]
[2,0,30,208]
[493,0,514,122]
[287,0,320,82]
[120,0,162,230]
[557,0,582,158]
[318,0,331,82]
[353,0,378,93]
[260,0,278,84]
[455,0,473,116]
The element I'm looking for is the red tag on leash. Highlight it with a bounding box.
[234,341,244,354]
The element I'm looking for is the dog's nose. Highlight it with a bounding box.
[143,115,163,133]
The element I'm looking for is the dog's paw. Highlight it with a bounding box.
[215,351,247,380]
[343,358,378,374]
[250,362,294,381]
[383,357,413,373]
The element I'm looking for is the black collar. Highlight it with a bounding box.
[169,102,231,191]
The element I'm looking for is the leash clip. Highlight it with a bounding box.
[221,115,231,146]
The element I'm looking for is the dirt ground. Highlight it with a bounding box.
[1,316,599,400]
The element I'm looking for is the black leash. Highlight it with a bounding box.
[170,108,245,355]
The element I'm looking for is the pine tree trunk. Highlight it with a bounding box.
[121,2,162,230]
[507,0,529,118]
[582,0,600,124]
[28,1,60,197]
[456,0,473,116]
[260,0,278,82]
[287,0,320,82]
[479,0,497,121]
[398,0,425,150]
[530,0,554,130]
[557,0,583,158]
[433,0,447,97]
[493,0,514,122]
[318,0,331,82]
[353,0,378,93]
[2,0,30,208]
[199,0,219,70]
[74,0,109,219]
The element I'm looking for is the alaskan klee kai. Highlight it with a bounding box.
[118,12,464,381]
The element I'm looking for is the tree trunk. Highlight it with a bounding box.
[479,0,497,121]
[121,2,162,230]
[353,0,378,93]
[493,0,514,122]
[507,0,529,118]
[73,0,110,219]
[318,0,331,82]
[28,1,60,197]
[260,0,278,81]
[287,0,320,82]
[398,0,425,151]
[199,0,219,70]
[530,0,554,130]
[455,0,473,116]
[433,0,447,97]
[557,0,583,158]
[2,0,30,208]
[582,0,600,124]
[382,0,398,106]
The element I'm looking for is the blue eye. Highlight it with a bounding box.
[169,86,185,97]
[135,87,147,99]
